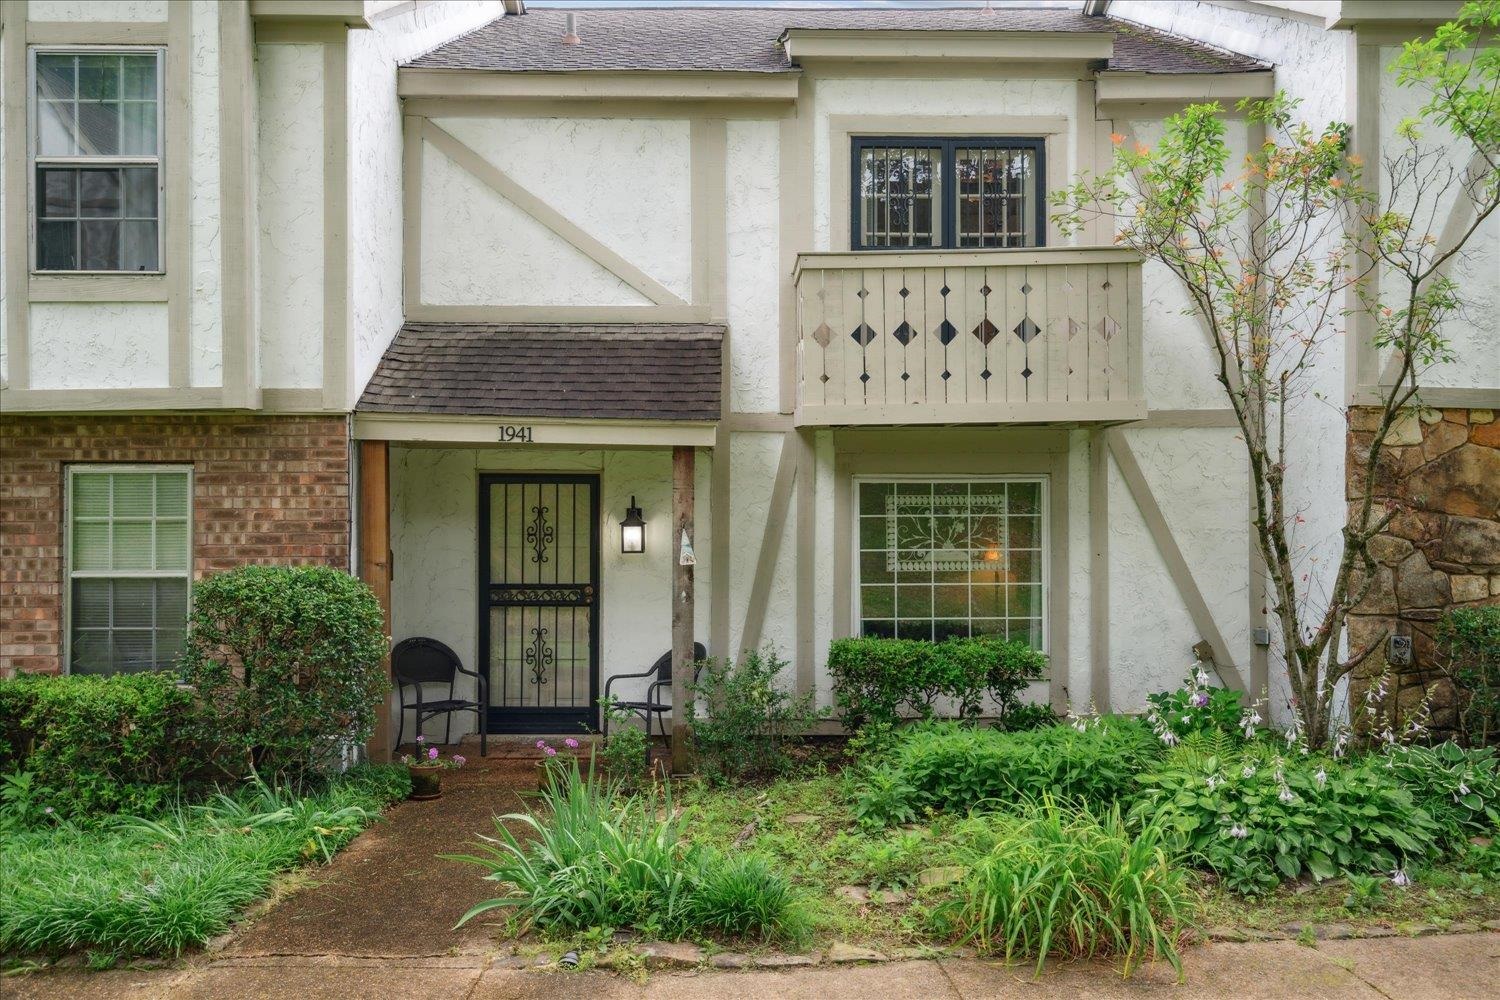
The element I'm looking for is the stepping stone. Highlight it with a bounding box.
[837,885,870,903]
[638,941,704,969]
[826,943,887,963]
[918,866,964,887]
[784,813,820,825]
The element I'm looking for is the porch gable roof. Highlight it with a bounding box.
[357,321,724,422]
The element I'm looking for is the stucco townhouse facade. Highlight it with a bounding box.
[0,0,1494,754]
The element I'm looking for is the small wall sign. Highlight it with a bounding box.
[498,425,534,443]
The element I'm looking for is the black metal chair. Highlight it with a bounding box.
[603,643,708,739]
[392,636,487,757]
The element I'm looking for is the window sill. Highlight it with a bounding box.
[29,272,169,303]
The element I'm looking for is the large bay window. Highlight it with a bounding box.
[32,49,163,272]
[852,137,1043,251]
[856,478,1045,646]
[67,467,191,675]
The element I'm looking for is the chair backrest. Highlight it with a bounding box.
[391,636,461,687]
[655,642,709,683]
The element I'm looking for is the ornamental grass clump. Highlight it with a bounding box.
[929,799,1194,978]
[449,759,807,944]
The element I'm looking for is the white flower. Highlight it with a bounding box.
[1206,774,1222,790]
[1314,768,1327,788]
[1195,667,1211,687]
[1228,823,1249,839]
[1390,868,1412,888]
[1241,765,1258,778]
[1278,785,1296,804]
[1458,781,1470,796]
[1160,729,1179,747]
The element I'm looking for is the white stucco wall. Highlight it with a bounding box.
[419,143,652,308]
[27,0,167,20]
[189,0,222,388]
[255,43,324,390]
[1375,45,1499,392]
[430,116,693,305]
[726,119,782,413]
[723,432,799,671]
[389,445,714,740]
[346,1,504,396]
[1107,427,1252,711]
[28,303,169,388]
[1112,0,1352,722]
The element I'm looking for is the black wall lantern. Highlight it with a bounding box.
[620,496,646,554]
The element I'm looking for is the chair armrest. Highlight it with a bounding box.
[606,667,657,701]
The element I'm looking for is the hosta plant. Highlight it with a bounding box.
[1133,750,1440,895]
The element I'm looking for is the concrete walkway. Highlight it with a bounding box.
[9,934,1500,999]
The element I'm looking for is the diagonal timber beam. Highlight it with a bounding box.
[420,119,688,308]
[1106,428,1246,691]
[737,431,800,660]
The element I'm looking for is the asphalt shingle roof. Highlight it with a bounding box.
[409,7,1268,75]
[357,322,723,422]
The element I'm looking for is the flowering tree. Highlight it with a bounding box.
[1052,1,1499,747]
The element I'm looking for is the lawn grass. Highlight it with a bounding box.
[0,764,410,961]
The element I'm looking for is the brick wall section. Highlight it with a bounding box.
[1347,405,1500,732]
[0,413,351,676]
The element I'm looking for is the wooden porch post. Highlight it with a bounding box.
[359,440,393,763]
[671,446,695,774]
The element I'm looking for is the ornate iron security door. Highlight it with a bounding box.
[479,474,600,733]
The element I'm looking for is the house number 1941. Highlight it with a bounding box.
[498,425,534,442]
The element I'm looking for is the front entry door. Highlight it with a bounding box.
[479,474,600,733]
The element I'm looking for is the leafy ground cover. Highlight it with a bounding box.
[0,764,410,963]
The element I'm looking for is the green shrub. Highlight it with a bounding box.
[0,766,404,957]
[1439,606,1500,747]
[1133,749,1440,895]
[827,635,1047,731]
[1382,742,1499,849]
[598,696,651,791]
[0,671,211,817]
[179,565,390,780]
[851,719,1159,826]
[997,702,1060,732]
[928,800,1193,978]
[450,760,807,944]
[686,648,821,783]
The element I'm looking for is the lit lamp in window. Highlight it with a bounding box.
[620,497,646,554]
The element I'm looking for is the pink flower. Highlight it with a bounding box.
[544,746,557,757]
[564,738,580,749]
[427,746,439,761]
[535,739,547,750]
[416,734,425,744]
[452,755,466,767]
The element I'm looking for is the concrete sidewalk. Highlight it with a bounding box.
[9,933,1500,999]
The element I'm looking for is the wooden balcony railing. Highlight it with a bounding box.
[793,248,1145,426]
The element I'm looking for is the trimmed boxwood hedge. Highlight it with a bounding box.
[0,671,213,816]
[827,635,1047,731]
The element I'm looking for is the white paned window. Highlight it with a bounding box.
[855,478,1046,646]
[32,49,163,272]
[67,467,191,675]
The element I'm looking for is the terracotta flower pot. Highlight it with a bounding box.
[408,765,443,800]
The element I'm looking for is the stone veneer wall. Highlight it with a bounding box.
[0,413,351,676]
[1347,406,1500,731]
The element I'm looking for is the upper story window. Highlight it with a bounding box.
[852,137,1044,251]
[32,49,163,273]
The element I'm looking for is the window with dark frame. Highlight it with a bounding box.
[33,49,163,273]
[852,137,1044,251]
